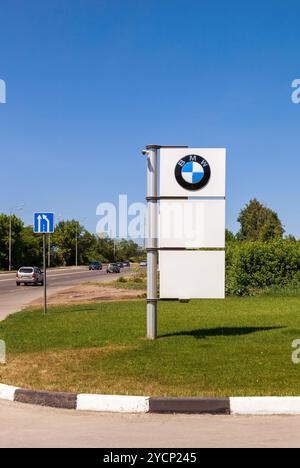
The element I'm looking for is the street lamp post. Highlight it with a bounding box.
[8,212,12,271]
[75,225,78,267]
[75,217,87,267]
[8,204,24,271]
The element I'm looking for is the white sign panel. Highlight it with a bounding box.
[160,148,226,197]
[159,199,225,248]
[159,250,225,299]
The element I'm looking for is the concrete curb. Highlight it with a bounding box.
[1,384,300,414]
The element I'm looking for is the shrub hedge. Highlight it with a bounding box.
[226,240,300,296]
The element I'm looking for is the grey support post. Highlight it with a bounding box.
[43,233,47,315]
[145,145,159,340]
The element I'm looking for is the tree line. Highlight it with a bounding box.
[0,199,298,273]
[0,215,143,270]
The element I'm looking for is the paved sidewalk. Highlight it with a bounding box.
[0,400,299,448]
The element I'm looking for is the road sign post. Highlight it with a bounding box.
[33,213,55,315]
[43,233,47,314]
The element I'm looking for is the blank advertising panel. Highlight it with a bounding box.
[160,148,226,198]
[159,199,225,248]
[159,250,225,299]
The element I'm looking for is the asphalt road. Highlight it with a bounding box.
[0,267,128,320]
[0,399,299,448]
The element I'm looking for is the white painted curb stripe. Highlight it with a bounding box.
[230,397,300,415]
[77,394,150,413]
[0,384,18,401]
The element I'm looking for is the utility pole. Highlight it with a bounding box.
[75,225,78,267]
[8,212,12,271]
[8,203,24,271]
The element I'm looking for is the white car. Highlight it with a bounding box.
[16,267,44,286]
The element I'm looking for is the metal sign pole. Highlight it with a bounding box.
[48,234,51,267]
[146,145,159,340]
[43,233,47,315]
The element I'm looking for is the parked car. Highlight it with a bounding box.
[139,261,147,267]
[107,263,121,274]
[89,261,102,271]
[123,261,130,268]
[116,262,124,269]
[16,267,44,286]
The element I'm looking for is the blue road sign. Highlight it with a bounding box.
[33,213,55,234]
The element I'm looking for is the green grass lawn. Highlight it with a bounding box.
[1,296,300,396]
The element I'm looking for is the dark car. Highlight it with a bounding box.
[123,261,130,268]
[89,261,102,271]
[107,263,121,274]
[116,262,124,269]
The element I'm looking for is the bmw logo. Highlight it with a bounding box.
[175,155,211,191]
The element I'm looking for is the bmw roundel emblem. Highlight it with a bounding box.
[175,155,211,191]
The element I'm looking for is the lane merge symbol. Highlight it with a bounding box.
[33,213,55,234]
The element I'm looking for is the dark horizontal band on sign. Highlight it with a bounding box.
[146,196,225,201]
[146,248,225,252]
[156,248,186,251]
[146,196,189,201]
[146,145,189,150]
[159,298,180,302]
[187,196,226,200]
[149,397,230,414]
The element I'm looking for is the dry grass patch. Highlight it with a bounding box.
[0,344,143,394]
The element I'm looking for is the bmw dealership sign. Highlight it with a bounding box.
[158,147,226,300]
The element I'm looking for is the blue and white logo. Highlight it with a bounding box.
[175,155,211,191]
[181,161,204,184]
[33,213,55,234]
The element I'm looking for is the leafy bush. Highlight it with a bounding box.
[133,277,143,283]
[226,240,300,296]
[117,276,127,283]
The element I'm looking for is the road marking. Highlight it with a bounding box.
[0,267,87,279]
[0,269,97,283]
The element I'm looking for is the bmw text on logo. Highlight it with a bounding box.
[175,155,211,191]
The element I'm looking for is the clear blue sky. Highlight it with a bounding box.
[1,0,300,237]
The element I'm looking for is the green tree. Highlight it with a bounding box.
[225,229,236,242]
[20,226,43,267]
[285,234,297,242]
[0,214,24,269]
[94,236,114,262]
[237,199,284,242]
[116,239,139,261]
[52,220,83,266]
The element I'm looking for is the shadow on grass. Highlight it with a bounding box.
[160,326,283,340]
